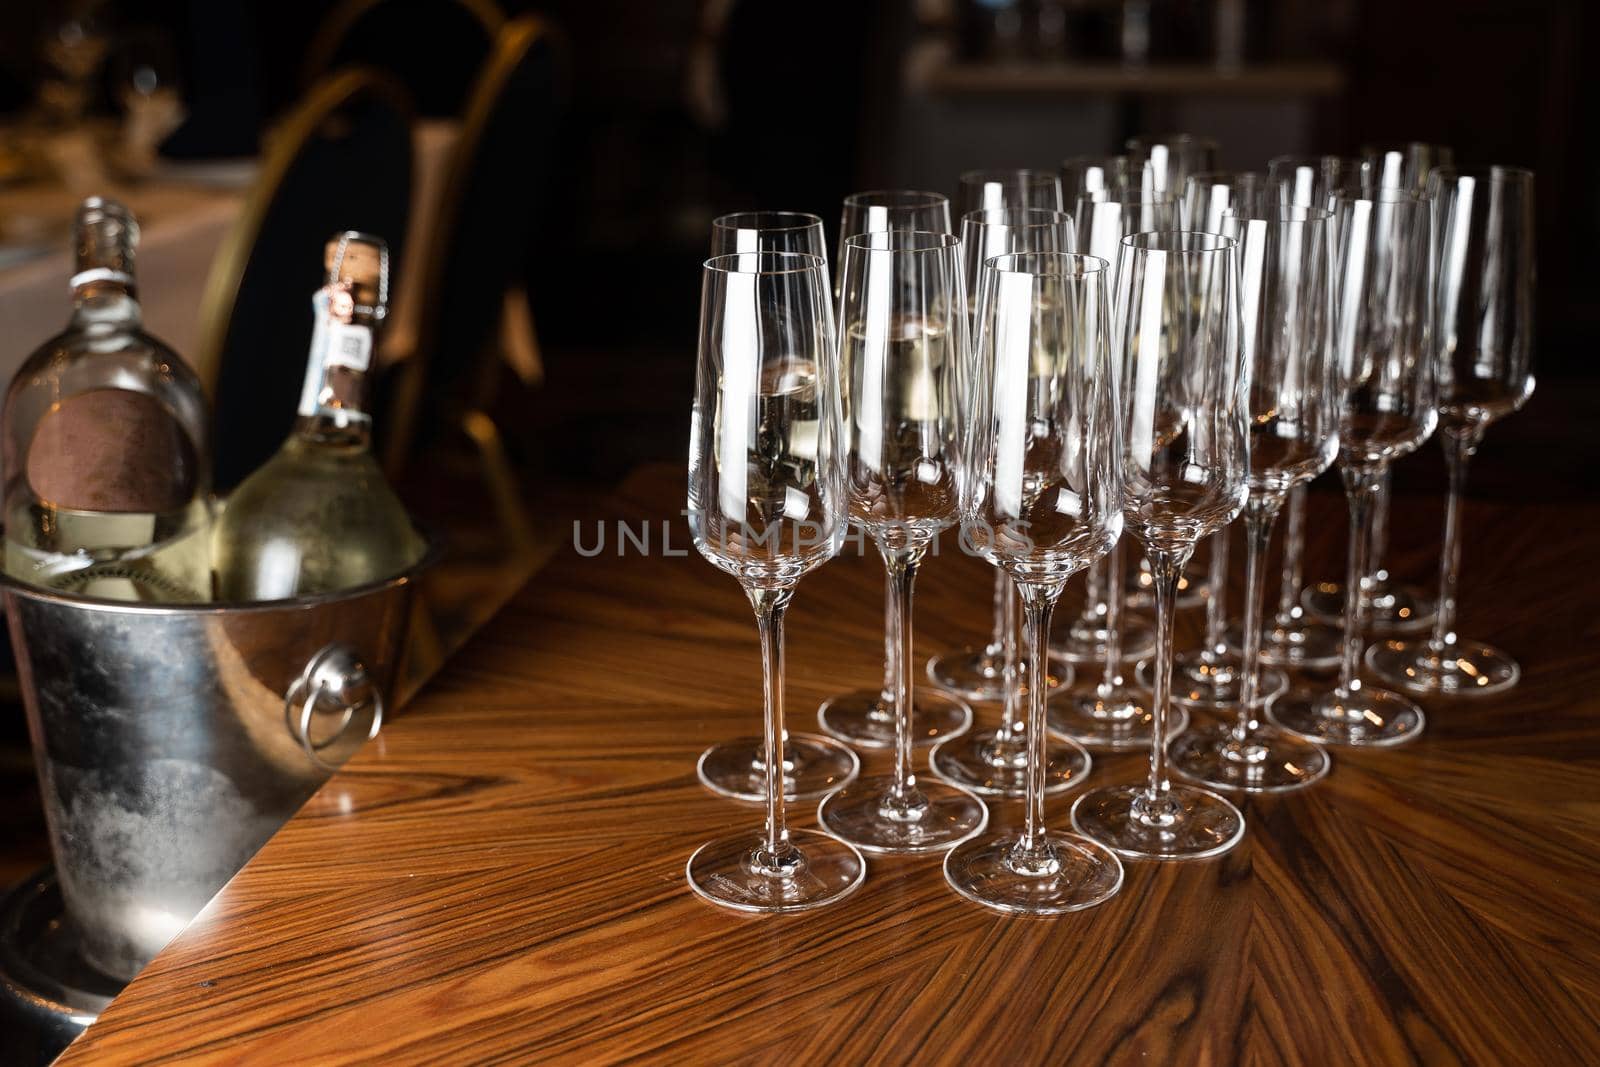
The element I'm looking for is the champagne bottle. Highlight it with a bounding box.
[213,232,423,601]
[2,197,213,601]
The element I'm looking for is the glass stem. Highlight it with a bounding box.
[1098,535,1126,693]
[1143,544,1193,806]
[883,543,927,803]
[1430,429,1478,652]
[879,574,895,702]
[987,569,1008,657]
[997,576,1023,737]
[1017,581,1062,856]
[1076,557,1107,628]
[748,584,795,863]
[1368,468,1392,582]
[1202,529,1229,655]
[1336,464,1384,702]
[1232,494,1282,742]
[1274,485,1307,626]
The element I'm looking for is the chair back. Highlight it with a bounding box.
[379,16,564,477]
[301,0,505,117]
[196,69,413,490]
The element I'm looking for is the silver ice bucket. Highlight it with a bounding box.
[1,541,435,982]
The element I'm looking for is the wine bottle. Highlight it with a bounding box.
[213,232,423,601]
[2,197,214,601]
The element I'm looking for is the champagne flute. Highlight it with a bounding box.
[820,191,972,749]
[1272,189,1438,746]
[696,213,861,801]
[817,231,989,853]
[1239,155,1359,672]
[957,168,1065,216]
[930,209,1091,797]
[1126,133,1220,199]
[1072,231,1250,860]
[1168,205,1338,792]
[927,208,1076,706]
[1302,143,1454,634]
[685,252,866,911]
[1140,172,1288,712]
[1367,166,1535,696]
[1049,194,1183,751]
[944,251,1125,912]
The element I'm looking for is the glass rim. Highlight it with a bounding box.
[1429,164,1535,184]
[1224,204,1334,224]
[960,206,1071,227]
[1332,186,1428,205]
[842,229,960,254]
[983,250,1110,277]
[702,250,828,276]
[1126,133,1220,151]
[1061,154,1127,166]
[711,210,826,233]
[841,189,948,209]
[1120,230,1237,254]
[958,167,1060,185]
[1184,169,1266,186]
[1076,191,1176,211]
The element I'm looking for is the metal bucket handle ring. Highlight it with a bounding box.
[283,644,384,772]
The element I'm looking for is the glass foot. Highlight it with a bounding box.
[1046,682,1189,751]
[1071,783,1245,861]
[925,649,1074,703]
[697,733,859,802]
[927,729,1091,798]
[1269,684,1425,747]
[817,775,988,855]
[1138,653,1288,711]
[1365,637,1520,697]
[1302,576,1437,635]
[687,828,866,913]
[1229,617,1342,673]
[817,687,972,749]
[944,831,1123,915]
[1166,718,1330,794]
[1053,613,1158,665]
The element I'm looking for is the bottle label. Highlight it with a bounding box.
[325,322,372,372]
[297,285,373,420]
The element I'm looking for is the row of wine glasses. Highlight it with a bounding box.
[684,140,1535,915]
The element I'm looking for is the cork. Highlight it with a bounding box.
[323,233,387,308]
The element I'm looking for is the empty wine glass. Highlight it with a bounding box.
[1072,231,1250,860]
[957,168,1065,216]
[1302,143,1454,635]
[1060,155,1131,202]
[820,191,972,749]
[944,251,1125,912]
[696,214,861,801]
[1139,172,1287,712]
[685,252,865,911]
[817,231,989,854]
[1367,166,1535,696]
[931,210,1093,798]
[1272,189,1438,747]
[1126,133,1220,199]
[1168,205,1338,792]
[928,208,1076,706]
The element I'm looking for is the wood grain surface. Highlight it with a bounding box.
[58,461,1600,1065]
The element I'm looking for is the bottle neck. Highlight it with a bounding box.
[292,288,380,449]
[69,269,141,330]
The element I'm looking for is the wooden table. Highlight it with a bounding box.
[60,462,1600,1063]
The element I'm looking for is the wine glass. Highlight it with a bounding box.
[819,191,972,749]
[1167,205,1339,792]
[1272,189,1439,747]
[944,251,1125,912]
[817,231,989,854]
[1302,143,1454,635]
[956,168,1064,216]
[696,214,861,801]
[927,208,1077,706]
[685,251,866,911]
[1060,155,1131,202]
[1135,172,1288,712]
[1125,134,1220,199]
[930,210,1091,798]
[1367,166,1535,696]
[1237,155,1358,672]
[1049,194,1185,751]
[1072,231,1250,860]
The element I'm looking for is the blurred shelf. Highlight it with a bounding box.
[921,61,1345,97]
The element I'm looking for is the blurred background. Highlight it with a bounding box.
[0,0,1592,882]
